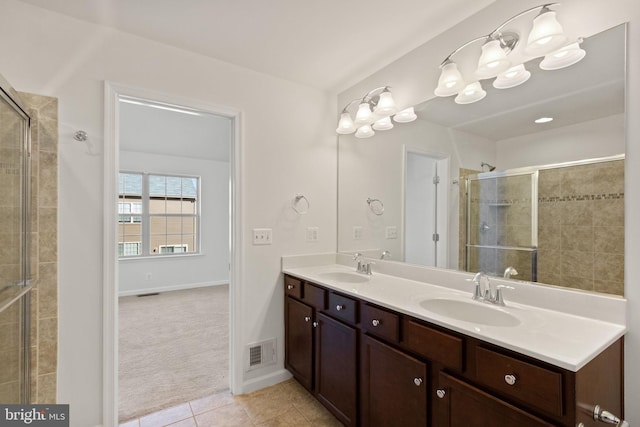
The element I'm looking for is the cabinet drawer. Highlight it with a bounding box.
[303,283,327,310]
[361,304,399,343]
[475,347,563,416]
[328,293,358,325]
[284,276,302,299]
[403,319,464,371]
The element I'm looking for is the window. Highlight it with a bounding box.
[118,172,200,258]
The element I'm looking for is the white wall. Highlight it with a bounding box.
[337,117,494,268]
[118,151,229,296]
[496,114,625,169]
[0,1,336,426]
[338,0,640,423]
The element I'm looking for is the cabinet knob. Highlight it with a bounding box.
[372,319,380,327]
[312,321,318,328]
[413,377,423,386]
[304,316,311,322]
[504,374,517,386]
[336,304,344,311]
[287,284,294,290]
[436,389,446,399]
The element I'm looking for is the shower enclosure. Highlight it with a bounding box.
[464,170,538,281]
[0,73,31,403]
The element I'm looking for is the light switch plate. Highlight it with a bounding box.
[353,226,363,240]
[252,228,272,245]
[386,226,398,239]
[306,227,319,242]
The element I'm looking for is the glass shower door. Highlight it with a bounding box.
[0,76,31,403]
[465,171,538,281]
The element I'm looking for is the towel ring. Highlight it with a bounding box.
[293,194,310,214]
[367,198,384,215]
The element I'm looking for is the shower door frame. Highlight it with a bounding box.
[464,168,538,280]
[0,72,32,404]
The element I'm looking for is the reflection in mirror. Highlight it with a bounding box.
[337,24,625,295]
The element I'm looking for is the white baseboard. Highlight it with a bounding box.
[238,369,293,395]
[118,280,228,297]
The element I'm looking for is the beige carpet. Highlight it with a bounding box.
[118,285,229,422]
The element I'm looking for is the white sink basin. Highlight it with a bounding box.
[419,298,521,327]
[316,271,370,284]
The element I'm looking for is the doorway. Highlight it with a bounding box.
[403,148,449,267]
[103,83,242,427]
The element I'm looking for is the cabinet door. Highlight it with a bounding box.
[316,313,357,426]
[285,296,314,390]
[435,372,555,427]
[361,335,427,427]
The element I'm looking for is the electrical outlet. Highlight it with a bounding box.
[353,226,363,240]
[145,272,152,280]
[386,226,398,239]
[252,228,272,245]
[306,227,319,242]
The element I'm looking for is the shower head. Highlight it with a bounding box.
[481,162,496,171]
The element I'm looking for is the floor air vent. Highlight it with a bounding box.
[246,338,276,371]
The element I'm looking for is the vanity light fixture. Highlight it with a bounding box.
[434,3,585,105]
[336,86,416,138]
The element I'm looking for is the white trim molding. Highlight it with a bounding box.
[103,81,243,427]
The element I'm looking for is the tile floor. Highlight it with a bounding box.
[119,379,342,427]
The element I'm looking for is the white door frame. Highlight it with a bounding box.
[103,81,243,427]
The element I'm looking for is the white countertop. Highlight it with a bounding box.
[282,258,626,372]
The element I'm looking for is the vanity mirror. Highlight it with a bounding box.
[337,23,626,295]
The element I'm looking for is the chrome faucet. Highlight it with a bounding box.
[468,272,513,306]
[503,266,518,279]
[353,253,364,272]
[353,252,374,275]
[380,250,391,260]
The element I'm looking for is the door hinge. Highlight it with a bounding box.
[432,233,440,242]
[433,175,440,185]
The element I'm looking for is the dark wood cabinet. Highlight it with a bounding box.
[435,372,555,427]
[283,274,624,427]
[284,278,357,426]
[316,312,357,426]
[284,296,314,390]
[360,334,427,427]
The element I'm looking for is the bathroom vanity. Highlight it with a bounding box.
[283,256,626,427]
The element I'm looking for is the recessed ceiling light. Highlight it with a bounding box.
[535,117,554,124]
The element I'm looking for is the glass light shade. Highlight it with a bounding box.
[434,62,465,97]
[540,42,586,70]
[374,91,398,116]
[355,124,375,138]
[525,10,567,56]
[476,39,511,78]
[393,107,417,123]
[372,116,394,131]
[336,112,356,134]
[455,82,486,105]
[493,64,531,89]
[354,102,374,125]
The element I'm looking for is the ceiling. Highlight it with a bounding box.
[15,0,495,92]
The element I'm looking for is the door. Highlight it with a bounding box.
[316,313,357,426]
[360,335,427,427]
[0,77,31,403]
[284,297,314,390]
[404,150,448,267]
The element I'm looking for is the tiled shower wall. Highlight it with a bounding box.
[537,160,624,295]
[20,92,58,403]
[460,159,624,296]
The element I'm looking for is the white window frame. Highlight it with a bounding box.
[118,171,201,258]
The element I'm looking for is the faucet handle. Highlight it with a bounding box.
[494,285,514,306]
[467,273,485,300]
[365,261,375,275]
[353,252,362,260]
